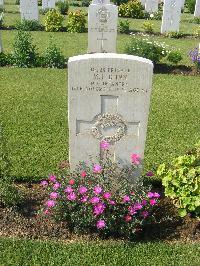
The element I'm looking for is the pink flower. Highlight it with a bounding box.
[93,164,102,173]
[93,186,102,195]
[150,199,157,205]
[40,180,48,187]
[49,175,56,182]
[90,196,100,204]
[53,182,60,190]
[100,140,110,150]
[79,186,88,194]
[46,200,56,208]
[124,215,132,222]
[96,219,106,229]
[122,195,130,203]
[80,196,89,203]
[67,192,76,201]
[130,191,135,195]
[141,199,147,206]
[130,153,141,165]
[146,171,154,177]
[44,209,50,215]
[103,192,111,199]
[108,200,116,205]
[81,171,87,178]
[133,203,143,210]
[64,186,73,194]
[141,211,149,218]
[69,179,75,185]
[153,192,160,198]
[93,203,106,216]
[128,206,137,215]
[147,192,154,198]
[50,192,59,199]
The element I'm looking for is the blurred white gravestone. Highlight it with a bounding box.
[140,0,146,6]
[145,0,159,12]
[161,0,182,33]
[88,0,118,53]
[0,0,4,7]
[68,53,153,170]
[194,0,200,17]
[20,0,39,21]
[42,0,55,10]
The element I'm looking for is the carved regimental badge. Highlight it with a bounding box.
[97,6,110,23]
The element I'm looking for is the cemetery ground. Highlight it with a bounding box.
[0,1,200,265]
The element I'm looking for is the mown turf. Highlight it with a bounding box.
[0,238,199,266]
[0,68,200,180]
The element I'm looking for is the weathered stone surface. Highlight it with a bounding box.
[194,0,200,17]
[20,0,39,21]
[161,0,182,33]
[68,53,153,170]
[42,0,55,10]
[145,0,159,13]
[88,1,118,53]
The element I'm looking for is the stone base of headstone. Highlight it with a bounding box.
[88,3,118,53]
[68,53,153,174]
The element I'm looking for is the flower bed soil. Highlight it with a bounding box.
[154,64,200,76]
[0,183,199,242]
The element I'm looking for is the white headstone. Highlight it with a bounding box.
[68,53,153,171]
[88,0,118,53]
[145,0,159,13]
[42,0,55,10]
[140,0,147,6]
[20,0,39,21]
[0,0,4,7]
[181,0,185,9]
[161,0,182,33]
[194,0,200,17]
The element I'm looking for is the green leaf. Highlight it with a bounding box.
[178,208,187,217]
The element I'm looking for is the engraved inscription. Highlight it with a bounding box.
[71,67,148,93]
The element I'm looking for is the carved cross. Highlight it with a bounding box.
[76,95,140,159]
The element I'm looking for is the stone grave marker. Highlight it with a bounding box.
[88,0,118,53]
[194,0,200,17]
[161,0,182,33]
[20,0,39,21]
[0,0,4,7]
[145,0,159,13]
[42,0,55,10]
[68,53,153,171]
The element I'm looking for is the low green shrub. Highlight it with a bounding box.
[149,11,162,20]
[125,38,169,64]
[185,0,196,13]
[12,30,39,68]
[82,0,91,7]
[67,10,86,33]
[113,0,129,5]
[69,1,80,7]
[167,51,183,65]
[15,19,43,31]
[194,26,200,37]
[118,19,130,34]
[15,0,20,4]
[166,31,184,39]
[193,17,200,24]
[0,181,23,207]
[40,8,52,15]
[0,53,9,66]
[40,146,160,239]
[157,143,200,218]
[119,0,145,19]
[38,0,42,6]
[56,0,69,15]
[142,21,154,33]
[43,39,66,68]
[44,9,64,32]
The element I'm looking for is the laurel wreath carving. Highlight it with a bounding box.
[91,113,127,143]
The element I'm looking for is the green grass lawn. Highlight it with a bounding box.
[0,68,200,180]
[0,238,200,266]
